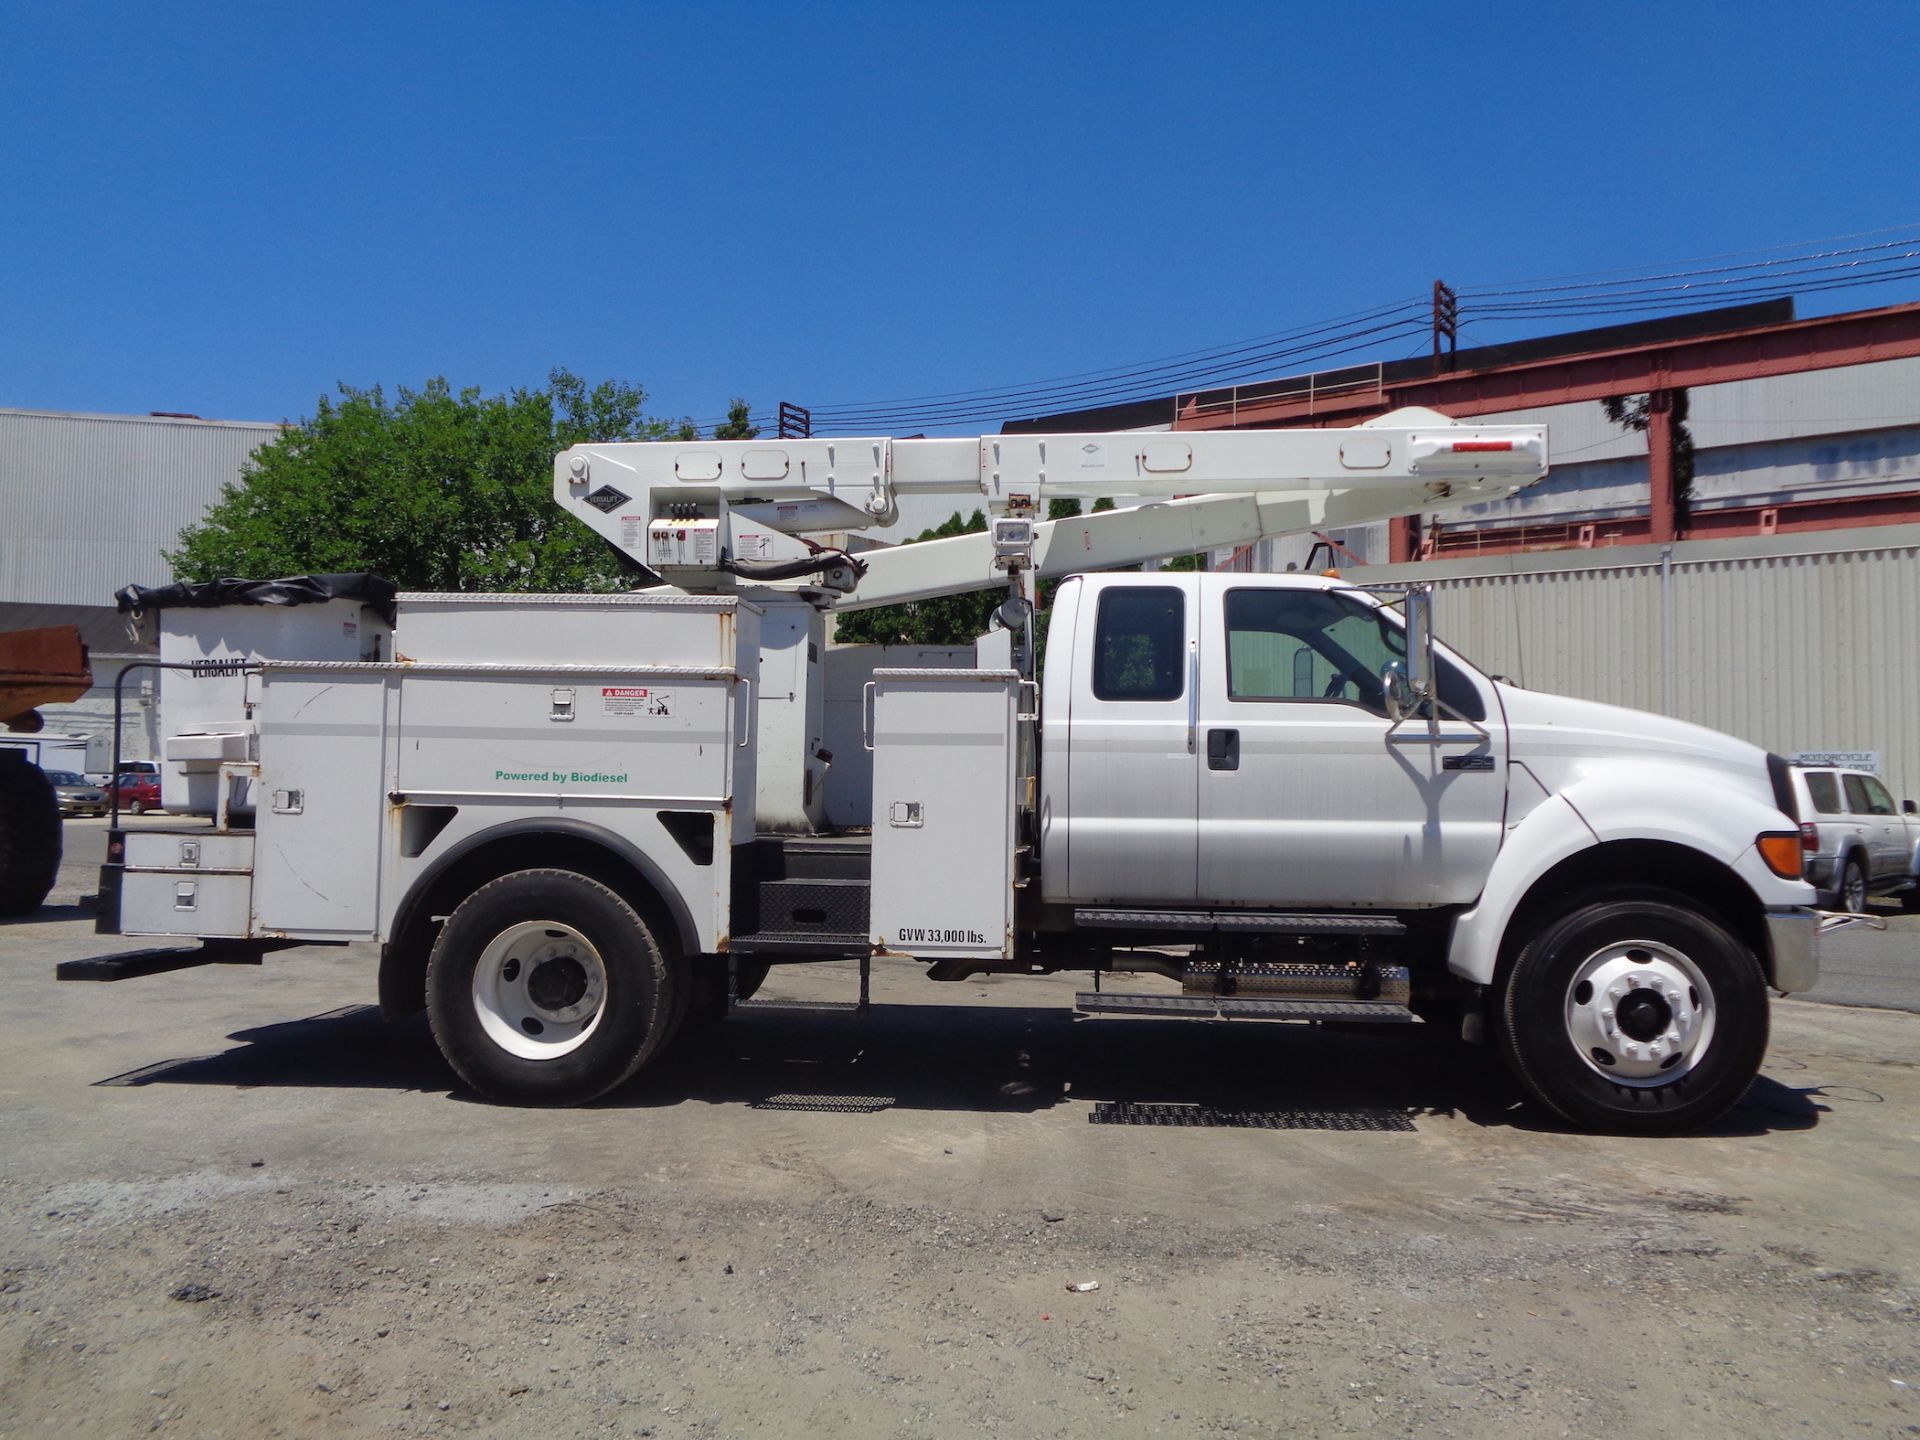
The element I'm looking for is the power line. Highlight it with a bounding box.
[693,225,1920,434]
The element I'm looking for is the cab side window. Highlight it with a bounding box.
[1092,587,1185,702]
[1223,588,1486,721]
[1846,774,1896,816]
[1226,589,1397,708]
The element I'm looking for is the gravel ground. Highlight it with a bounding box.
[2,821,1917,1438]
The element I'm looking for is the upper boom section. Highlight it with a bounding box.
[553,407,1548,596]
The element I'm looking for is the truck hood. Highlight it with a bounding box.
[1494,683,1774,800]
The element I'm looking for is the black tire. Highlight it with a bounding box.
[1838,856,1868,914]
[425,869,679,1105]
[1902,883,1920,915]
[680,959,770,1033]
[128,798,146,816]
[1500,889,1769,1135]
[0,754,62,917]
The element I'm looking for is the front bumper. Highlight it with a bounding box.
[1764,907,1819,994]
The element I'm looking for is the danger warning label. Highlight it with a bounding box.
[602,686,675,718]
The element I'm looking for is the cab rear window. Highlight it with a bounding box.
[1803,773,1842,814]
[1092,587,1185,702]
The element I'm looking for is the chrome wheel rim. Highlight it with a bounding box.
[471,920,607,1061]
[1843,866,1867,913]
[1564,938,1716,1087]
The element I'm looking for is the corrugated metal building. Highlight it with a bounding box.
[1,407,282,768]
[1356,525,1920,800]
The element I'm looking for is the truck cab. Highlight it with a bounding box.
[1027,570,1817,1131]
[1042,571,1502,911]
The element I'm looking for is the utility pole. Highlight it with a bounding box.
[1431,280,1459,374]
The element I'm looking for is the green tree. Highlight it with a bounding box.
[1603,389,1695,530]
[713,398,759,440]
[168,370,697,591]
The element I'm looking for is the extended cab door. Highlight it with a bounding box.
[1062,577,1199,903]
[1194,577,1506,909]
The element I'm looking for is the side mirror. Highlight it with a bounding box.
[1402,585,1437,706]
[1380,661,1416,721]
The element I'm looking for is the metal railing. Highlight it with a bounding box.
[105,658,260,826]
[1177,362,1385,425]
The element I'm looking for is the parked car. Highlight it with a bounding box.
[1790,764,1920,912]
[45,771,107,818]
[110,773,162,815]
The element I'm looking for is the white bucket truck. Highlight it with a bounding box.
[82,411,1819,1133]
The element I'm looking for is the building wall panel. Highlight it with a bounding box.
[0,408,281,609]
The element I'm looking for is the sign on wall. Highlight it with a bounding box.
[1792,750,1880,773]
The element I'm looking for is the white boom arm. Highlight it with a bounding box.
[553,406,1548,603]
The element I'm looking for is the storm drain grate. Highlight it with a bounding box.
[749,1093,895,1114]
[1089,1102,1415,1131]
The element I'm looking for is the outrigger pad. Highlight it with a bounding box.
[115,573,398,625]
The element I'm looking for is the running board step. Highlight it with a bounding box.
[1074,908,1406,937]
[55,939,295,982]
[728,935,870,958]
[1075,994,1416,1023]
[733,997,865,1015]
[1184,961,1410,1005]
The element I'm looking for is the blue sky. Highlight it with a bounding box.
[3,1,1917,433]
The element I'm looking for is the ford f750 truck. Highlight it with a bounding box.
[80,413,1818,1133]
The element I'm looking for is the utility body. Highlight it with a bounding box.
[84,412,1820,1133]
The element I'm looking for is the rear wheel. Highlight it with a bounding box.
[0,755,61,916]
[1839,856,1868,913]
[128,798,146,816]
[1500,890,1768,1134]
[425,869,678,1105]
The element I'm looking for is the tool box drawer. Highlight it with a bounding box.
[120,870,254,938]
[123,831,256,872]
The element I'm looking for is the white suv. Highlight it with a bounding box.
[1791,765,1920,912]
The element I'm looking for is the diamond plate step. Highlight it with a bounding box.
[1183,961,1411,1005]
[1074,908,1405,937]
[1075,993,1415,1023]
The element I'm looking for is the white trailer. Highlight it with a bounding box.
[80,411,1823,1133]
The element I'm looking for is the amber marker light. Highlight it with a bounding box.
[1756,832,1805,880]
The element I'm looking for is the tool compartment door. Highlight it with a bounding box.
[255,669,392,939]
[869,669,1019,959]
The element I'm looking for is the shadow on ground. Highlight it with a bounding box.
[1,903,93,927]
[92,1000,1825,1138]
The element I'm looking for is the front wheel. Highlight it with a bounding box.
[1500,891,1769,1134]
[425,869,678,1105]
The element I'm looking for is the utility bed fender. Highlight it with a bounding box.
[388,815,702,956]
[1446,765,1803,986]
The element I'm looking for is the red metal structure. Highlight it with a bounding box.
[1172,301,1920,560]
